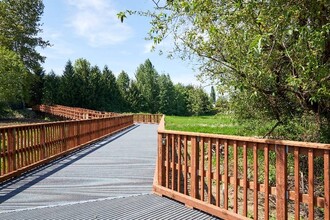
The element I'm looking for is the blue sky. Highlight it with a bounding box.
[39,0,203,86]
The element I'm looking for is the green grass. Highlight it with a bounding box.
[165,114,276,137]
[165,114,242,135]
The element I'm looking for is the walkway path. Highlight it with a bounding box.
[0,124,217,219]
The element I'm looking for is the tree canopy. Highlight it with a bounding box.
[0,0,50,72]
[0,46,26,104]
[120,0,330,142]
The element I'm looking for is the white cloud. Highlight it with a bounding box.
[66,0,133,47]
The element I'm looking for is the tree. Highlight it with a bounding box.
[42,71,60,105]
[158,74,175,114]
[0,0,50,72]
[135,59,159,113]
[73,58,93,108]
[186,85,212,116]
[0,46,27,108]
[126,80,145,112]
[122,1,330,141]
[60,60,78,106]
[173,83,189,116]
[210,86,216,104]
[116,71,131,111]
[101,66,121,112]
[28,66,45,106]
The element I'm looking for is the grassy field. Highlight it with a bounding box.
[165,114,276,137]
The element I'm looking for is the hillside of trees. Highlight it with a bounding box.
[41,58,213,116]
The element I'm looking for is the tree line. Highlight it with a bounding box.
[0,0,212,116]
[41,58,213,116]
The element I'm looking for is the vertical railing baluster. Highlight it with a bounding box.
[294,147,300,220]
[264,144,269,220]
[308,149,314,220]
[276,145,287,220]
[324,150,329,220]
[171,134,175,190]
[208,138,212,204]
[184,136,188,195]
[178,135,182,193]
[191,136,198,199]
[200,137,205,201]
[233,140,238,213]
[216,139,220,207]
[253,143,258,219]
[243,142,248,216]
[224,140,228,209]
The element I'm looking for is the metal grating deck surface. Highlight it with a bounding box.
[0,194,218,219]
[0,124,219,219]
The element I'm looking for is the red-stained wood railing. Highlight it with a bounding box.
[133,113,162,124]
[34,105,162,124]
[33,104,120,120]
[153,115,330,220]
[0,115,133,182]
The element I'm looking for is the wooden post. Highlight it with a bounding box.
[324,150,329,220]
[158,133,165,186]
[191,136,198,199]
[276,145,287,220]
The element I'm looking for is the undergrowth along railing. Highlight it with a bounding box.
[154,115,330,220]
[33,104,120,120]
[0,115,133,182]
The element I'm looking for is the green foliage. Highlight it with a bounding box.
[28,67,45,106]
[135,59,160,113]
[186,85,212,116]
[40,58,212,116]
[0,0,50,72]
[123,0,330,142]
[101,66,121,112]
[60,60,78,107]
[116,70,131,111]
[42,71,60,105]
[158,74,175,115]
[0,46,27,107]
[210,86,216,104]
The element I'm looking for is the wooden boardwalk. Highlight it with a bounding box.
[0,124,217,219]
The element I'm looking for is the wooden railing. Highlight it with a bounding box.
[33,105,161,124]
[153,115,330,220]
[0,115,133,182]
[133,113,162,124]
[33,105,120,120]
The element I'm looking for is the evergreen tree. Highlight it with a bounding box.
[126,80,145,112]
[102,66,120,112]
[28,66,45,106]
[0,0,50,72]
[158,74,175,115]
[60,60,77,106]
[116,71,130,111]
[135,59,159,113]
[173,83,189,116]
[73,58,92,108]
[210,86,216,104]
[42,71,60,105]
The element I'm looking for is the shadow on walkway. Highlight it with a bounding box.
[0,125,139,204]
